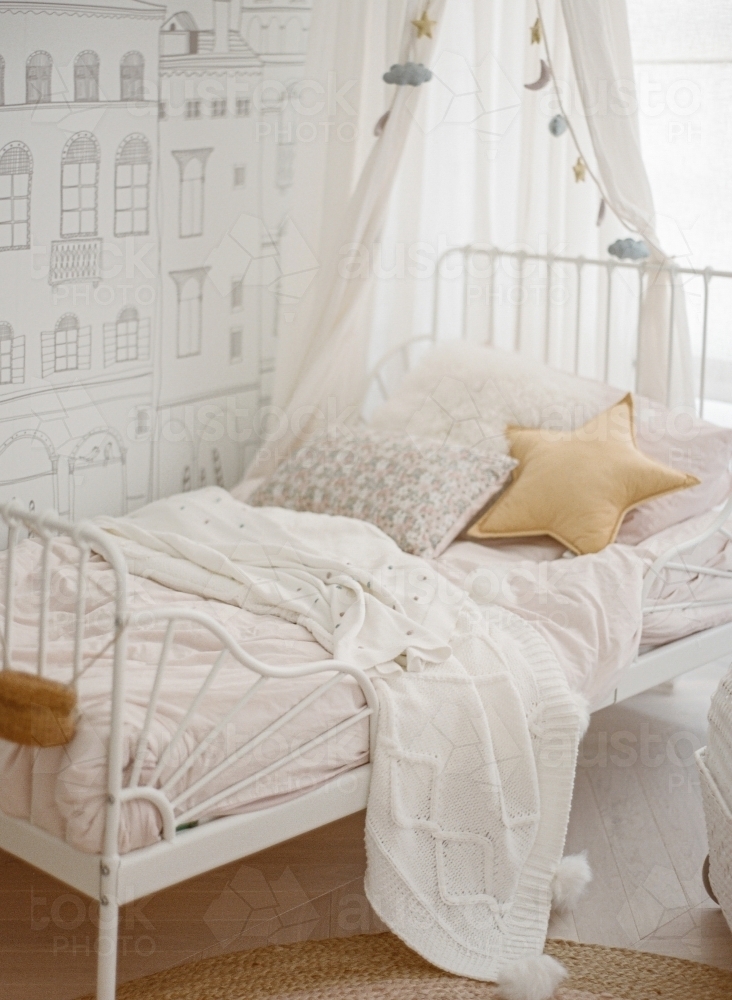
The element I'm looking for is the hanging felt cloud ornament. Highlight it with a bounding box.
[549,114,567,136]
[525,59,551,91]
[383,62,433,86]
[608,238,650,261]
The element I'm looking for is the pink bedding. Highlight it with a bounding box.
[1,506,730,856]
[0,538,367,854]
[435,507,732,704]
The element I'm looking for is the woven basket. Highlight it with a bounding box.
[0,670,77,747]
[696,747,732,932]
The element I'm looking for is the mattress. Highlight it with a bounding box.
[0,505,730,856]
[435,506,732,701]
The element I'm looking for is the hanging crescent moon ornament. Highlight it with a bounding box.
[596,199,606,226]
[525,60,551,91]
[374,110,390,136]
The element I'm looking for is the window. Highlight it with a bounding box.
[235,97,251,117]
[0,143,32,251]
[74,51,99,102]
[0,322,13,383]
[53,313,79,371]
[0,55,5,107]
[185,100,201,119]
[120,51,144,100]
[173,148,211,238]
[233,165,246,187]
[231,277,243,310]
[115,134,151,236]
[0,322,24,385]
[103,307,150,366]
[276,144,295,190]
[210,99,226,118]
[61,132,100,237]
[26,51,52,104]
[171,268,208,357]
[134,406,151,439]
[230,328,243,363]
[115,306,139,361]
[40,313,91,377]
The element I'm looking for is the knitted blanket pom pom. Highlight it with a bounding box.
[551,852,593,914]
[496,954,567,1000]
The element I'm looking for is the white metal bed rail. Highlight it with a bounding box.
[426,245,732,416]
[0,500,379,1000]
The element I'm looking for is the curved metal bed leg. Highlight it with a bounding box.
[96,894,119,1000]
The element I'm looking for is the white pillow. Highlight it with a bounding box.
[369,342,732,544]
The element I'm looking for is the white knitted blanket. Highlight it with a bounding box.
[97,487,582,980]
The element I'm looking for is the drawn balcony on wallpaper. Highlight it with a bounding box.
[0,0,312,521]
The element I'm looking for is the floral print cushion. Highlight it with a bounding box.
[248,430,517,559]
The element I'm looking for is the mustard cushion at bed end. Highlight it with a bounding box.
[466,393,700,555]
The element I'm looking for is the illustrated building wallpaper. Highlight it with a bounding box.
[0,0,312,519]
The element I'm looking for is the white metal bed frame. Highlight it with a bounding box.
[1,246,732,999]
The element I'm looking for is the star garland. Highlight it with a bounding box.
[412,6,437,39]
[524,1,651,257]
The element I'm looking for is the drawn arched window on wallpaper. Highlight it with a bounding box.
[103,305,150,366]
[115,133,151,235]
[171,267,208,358]
[74,51,99,102]
[61,132,99,237]
[120,51,144,100]
[0,56,5,106]
[173,148,212,238]
[26,51,52,104]
[40,312,92,377]
[0,143,32,251]
[0,321,24,385]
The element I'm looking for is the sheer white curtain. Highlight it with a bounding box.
[249,0,684,480]
[560,0,694,408]
[250,0,448,478]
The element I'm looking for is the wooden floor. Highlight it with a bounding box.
[2,661,731,999]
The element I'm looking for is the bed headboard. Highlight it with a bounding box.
[367,246,732,421]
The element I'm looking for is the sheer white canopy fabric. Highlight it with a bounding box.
[250,0,448,478]
[559,0,694,407]
[249,0,690,480]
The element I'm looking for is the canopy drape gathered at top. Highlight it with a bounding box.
[559,0,694,408]
[248,0,693,482]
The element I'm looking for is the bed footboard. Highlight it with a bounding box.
[0,500,379,1000]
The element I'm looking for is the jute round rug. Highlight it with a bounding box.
[95,933,732,1000]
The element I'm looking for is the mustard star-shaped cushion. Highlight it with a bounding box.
[467,394,699,555]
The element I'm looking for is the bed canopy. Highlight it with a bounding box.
[249,0,693,479]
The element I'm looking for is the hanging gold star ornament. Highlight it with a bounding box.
[530,17,542,44]
[573,157,587,182]
[412,8,437,39]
